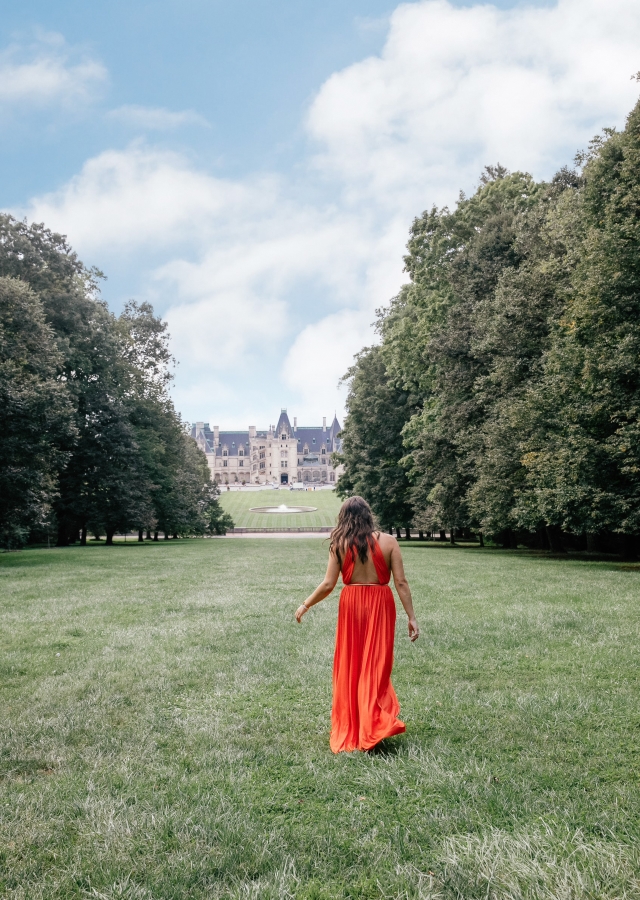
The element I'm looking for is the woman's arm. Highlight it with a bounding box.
[295,549,341,623]
[389,539,420,641]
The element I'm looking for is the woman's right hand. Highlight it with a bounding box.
[295,604,308,623]
[408,617,419,642]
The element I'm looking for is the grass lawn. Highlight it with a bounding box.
[218,488,342,529]
[1,540,639,899]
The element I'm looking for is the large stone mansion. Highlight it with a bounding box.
[191,409,343,485]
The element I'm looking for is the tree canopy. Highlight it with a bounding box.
[337,98,640,554]
[0,215,232,548]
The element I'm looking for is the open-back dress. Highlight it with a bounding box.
[330,536,406,753]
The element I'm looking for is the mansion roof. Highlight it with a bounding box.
[190,410,342,458]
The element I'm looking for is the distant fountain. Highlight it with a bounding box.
[249,503,317,514]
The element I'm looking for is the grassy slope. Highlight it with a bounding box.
[1,541,639,899]
[218,489,342,528]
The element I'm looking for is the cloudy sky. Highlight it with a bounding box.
[3,0,640,428]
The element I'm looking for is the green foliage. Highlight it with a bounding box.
[0,277,75,547]
[0,216,232,546]
[339,100,640,550]
[517,110,640,538]
[335,345,415,530]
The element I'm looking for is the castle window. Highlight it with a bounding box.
[223,460,228,467]
[239,449,244,456]
[239,460,244,467]
[312,438,316,444]
[321,447,326,455]
[260,461,265,469]
[222,449,228,456]
[281,433,286,440]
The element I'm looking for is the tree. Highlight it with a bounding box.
[518,108,640,547]
[0,216,233,545]
[336,346,415,534]
[0,277,75,547]
[378,169,541,540]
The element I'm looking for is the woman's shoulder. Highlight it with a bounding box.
[374,531,397,550]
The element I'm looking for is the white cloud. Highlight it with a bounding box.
[107,104,209,130]
[19,0,640,425]
[22,143,402,423]
[0,33,106,108]
[27,145,255,251]
[308,0,640,208]
[282,309,376,414]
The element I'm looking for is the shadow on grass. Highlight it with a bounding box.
[367,735,406,757]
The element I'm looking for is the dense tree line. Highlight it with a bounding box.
[336,98,640,555]
[0,215,232,548]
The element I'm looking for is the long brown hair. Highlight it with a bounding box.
[331,496,378,566]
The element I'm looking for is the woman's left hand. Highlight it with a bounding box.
[294,604,308,623]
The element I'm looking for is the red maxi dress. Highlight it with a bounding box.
[330,538,406,753]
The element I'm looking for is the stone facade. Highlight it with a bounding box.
[190,409,343,485]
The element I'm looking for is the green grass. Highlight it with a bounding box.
[1,540,639,899]
[218,488,342,528]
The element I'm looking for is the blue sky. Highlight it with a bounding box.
[2,0,639,428]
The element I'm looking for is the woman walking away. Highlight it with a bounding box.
[295,496,419,753]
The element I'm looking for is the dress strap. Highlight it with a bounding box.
[370,537,391,585]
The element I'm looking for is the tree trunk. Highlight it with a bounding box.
[479,531,484,547]
[172,533,178,540]
[105,530,115,546]
[164,532,169,540]
[146,529,152,540]
[622,533,640,560]
[80,524,87,546]
[418,530,424,541]
[138,528,144,542]
[56,522,69,547]
[586,532,598,553]
[153,531,159,542]
[388,527,393,535]
[545,525,565,553]
[405,527,411,541]
[395,527,402,540]
[439,530,446,542]
[449,529,455,545]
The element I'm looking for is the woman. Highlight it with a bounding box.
[295,496,419,753]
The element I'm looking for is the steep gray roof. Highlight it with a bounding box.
[191,412,342,456]
[215,431,250,457]
[275,409,292,435]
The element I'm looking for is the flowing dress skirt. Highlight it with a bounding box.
[330,583,406,753]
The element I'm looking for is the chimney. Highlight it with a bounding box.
[213,425,219,447]
[249,425,256,438]
[196,421,204,434]
[293,417,297,431]
[322,416,326,432]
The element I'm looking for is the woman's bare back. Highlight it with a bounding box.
[348,531,395,584]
